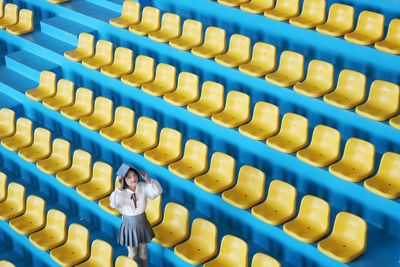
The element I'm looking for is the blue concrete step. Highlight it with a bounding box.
[86,0,125,13]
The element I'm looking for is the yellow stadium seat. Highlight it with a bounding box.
[364,152,400,199]
[296,125,341,167]
[64,33,95,62]
[42,79,75,110]
[318,212,367,263]
[144,128,182,166]
[170,19,203,50]
[121,55,155,88]
[9,195,45,235]
[211,90,251,128]
[0,4,18,29]
[0,172,6,202]
[153,202,189,247]
[100,106,135,141]
[18,128,51,163]
[56,149,92,187]
[187,81,225,117]
[145,195,162,226]
[76,162,113,200]
[50,224,90,266]
[1,118,32,152]
[47,0,69,3]
[129,6,160,36]
[141,63,176,96]
[294,60,334,97]
[25,71,57,101]
[164,72,199,106]
[375,19,400,54]
[29,209,67,251]
[174,218,218,265]
[36,138,71,175]
[238,102,279,140]
[266,113,308,153]
[79,97,113,130]
[203,235,248,267]
[266,51,304,87]
[6,9,33,35]
[101,47,134,78]
[389,115,400,130]
[264,0,299,21]
[82,40,114,70]
[75,239,113,267]
[316,4,354,37]
[283,195,330,243]
[239,42,276,77]
[251,180,296,225]
[0,182,25,220]
[0,261,15,267]
[355,80,400,121]
[109,1,140,28]
[121,116,158,153]
[222,165,266,209]
[289,0,326,28]
[0,0,3,18]
[240,0,275,14]
[191,27,226,59]
[218,0,249,7]
[251,253,281,267]
[323,70,366,109]
[115,256,138,267]
[61,87,94,120]
[99,179,121,216]
[344,11,384,45]
[215,34,251,68]
[0,108,15,139]
[329,138,375,183]
[149,13,181,43]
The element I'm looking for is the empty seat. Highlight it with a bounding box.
[25,71,57,101]
[389,115,400,130]
[64,33,95,62]
[149,13,181,43]
[163,72,199,106]
[289,0,326,28]
[264,0,299,21]
[76,162,113,200]
[101,47,134,78]
[375,19,400,54]
[0,108,15,139]
[47,0,69,3]
[56,149,92,187]
[121,116,158,153]
[187,81,225,117]
[121,55,155,87]
[265,51,304,87]
[109,1,140,28]
[115,256,138,267]
[283,195,330,243]
[316,4,354,36]
[1,118,32,152]
[0,261,15,267]
[144,128,182,166]
[100,106,135,141]
[218,0,249,7]
[344,11,384,45]
[9,195,45,235]
[129,6,160,36]
[318,212,367,263]
[18,127,51,163]
[75,239,113,267]
[61,88,94,120]
[0,172,6,202]
[0,4,18,29]
[191,27,226,59]
[42,79,75,110]
[141,64,176,96]
[170,19,203,50]
[6,9,33,35]
[222,165,266,209]
[79,97,113,130]
[99,179,121,216]
[82,40,114,70]
[329,138,375,182]
[215,34,251,68]
[251,253,281,267]
[203,235,248,267]
[145,195,162,226]
[0,182,25,220]
[252,180,297,225]
[36,138,71,175]
[240,0,275,14]
[239,42,276,77]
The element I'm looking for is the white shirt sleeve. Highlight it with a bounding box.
[109,189,125,209]
[144,179,163,200]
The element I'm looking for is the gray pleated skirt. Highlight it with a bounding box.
[117,213,155,247]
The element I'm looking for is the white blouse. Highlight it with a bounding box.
[109,179,163,216]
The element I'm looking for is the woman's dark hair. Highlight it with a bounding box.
[122,168,141,189]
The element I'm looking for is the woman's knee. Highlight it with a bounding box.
[138,243,148,259]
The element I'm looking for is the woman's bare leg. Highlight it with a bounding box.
[127,246,138,260]
[138,243,148,267]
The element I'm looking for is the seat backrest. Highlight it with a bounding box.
[176,72,199,92]
[15,118,32,140]
[300,0,325,17]
[267,179,297,206]
[210,152,236,179]
[181,19,202,40]
[72,149,92,171]
[219,235,248,265]
[52,138,71,158]
[275,0,299,13]
[251,42,276,68]
[47,209,67,232]
[305,60,334,86]
[91,162,113,185]
[376,152,400,178]
[95,40,113,57]
[158,128,182,149]
[237,165,266,197]
[386,19,400,42]
[113,47,133,65]
[330,212,367,250]
[113,106,135,127]
[343,138,375,164]
[278,51,304,78]
[90,239,113,264]
[141,6,160,24]
[200,81,225,105]
[190,218,217,248]
[93,96,113,115]
[40,70,57,90]
[184,139,208,163]
[68,223,89,245]
[25,195,45,219]
[280,113,308,137]
[0,260,15,267]
[0,108,15,129]
[163,202,189,228]
[225,90,250,113]
[0,172,7,201]
[115,256,138,267]
[7,182,25,203]
[297,195,330,223]
[203,26,226,47]
[367,80,400,109]
[355,11,384,36]
[252,102,279,127]
[154,63,176,88]
[77,33,94,51]
[3,4,18,21]
[252,252,281,267]
[57,79,74,96]
[335,69,366,97]
[134,55,155,76]
[122,1,140,22]
[136,116,158,138]
[0,0,4,18]
[75,87,94,106]
[160,13,180,31]
[309,125,341,151]
[145,195,162,225]
[228,34,251,54]
[19,9,33,28]
[326,4,354,27]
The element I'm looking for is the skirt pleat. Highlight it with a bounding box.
[117,213,155,247]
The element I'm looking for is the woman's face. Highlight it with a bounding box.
[125,170,138,186]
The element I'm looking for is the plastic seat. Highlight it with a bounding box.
[239,42,276,77]
[169,140,208,179]
[283,195,330,243]
[318,212,367,263]
[211,91,251,128]
[222,165,266,209]
[218,0,249,7]
[266,113,308,153]
[0,261,15,267]
[149,13,181,43]
[144,128,182,166]
[76,162,113,201]
[170,19,203,50]
[99,179,121,216]
[294,60,334,97]
[316,4,354,36]
[36,138,71,175]
[239,102,279,140]
[145,195,162,226]
[191,27,226,59]
[1,118,32,152]
[115,256,138,267]
[364,152,400,199]
[121,116,158,153]
[240,0,274,14]
[215,34,251,68]
[101,47,134,78]
[175,218,217,265]
[164,72,199,106]
[251,180,297,225]
[109,1,140,28]
[0,172,6,202]
[75,239,113,267]
[82,40,114,70]
[375,19,400,55]
[344,11,384,45]
[355,80,400,121]
[0,183,25,220]
[389,115,400,130]
[187,81,225,117]
[203,235,248,267]
[79,97,113,130]
[6,9,33,35]
[50,224,90,266]
[323,70,366,109]
[29,209,67,251]
[141,64,176,96]
[289,0,326,28]
[153,202,189,247]
[18,128,51,163]
[56,150,92,187]
[251,253,281,267]
[0,108,15,139]
[121,55,155,87]
[100,106,135,141]
[264,0,299,21]
[0,4,18,29]
[129,6,160,36]
[25,71,57,101]
[61,88,94,120]
[64,33,95,62]
[42,79,75,110]
[47,0,69,3]
[9,195,45,235]
[265,51,304,87]
[296,125,341,167]
[329,138,375,183]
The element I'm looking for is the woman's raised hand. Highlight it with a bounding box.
[140,170,150,183]
[117,175,124,190]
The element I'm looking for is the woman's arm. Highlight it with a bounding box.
[140,171,163,199]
